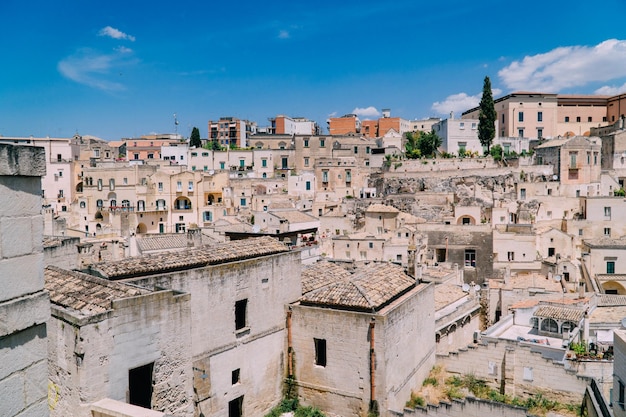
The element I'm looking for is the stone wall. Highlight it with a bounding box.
[436,337,595,404]
[290,283,436,417]
[395,396,530,417]
[0,144,50,417]
[48,289,193,417]
[127,250,302,417]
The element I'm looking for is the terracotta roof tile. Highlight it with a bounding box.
[301,262,417,311]
[45,266,149,316]
[534,305,585,322]
[92,236,288,279]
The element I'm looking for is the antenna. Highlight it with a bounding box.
[173,113,179,135]
[462,283,470,292]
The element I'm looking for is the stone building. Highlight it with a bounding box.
[85,236,301,417]
[289,260,435,417]
[0,144,50,417]
[45,266,194,417]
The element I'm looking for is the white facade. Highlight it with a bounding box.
[432,118,482,154]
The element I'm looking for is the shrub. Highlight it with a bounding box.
[406,391,425,408]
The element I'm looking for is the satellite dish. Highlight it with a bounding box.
[621,318,626,328]
[474,285,481,292]
[553,274,562,282]
[553,175,558,180]
[252,225,260,233]
[462,283,470,292]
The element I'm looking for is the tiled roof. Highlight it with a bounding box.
[273,210,318,224]
[45,266,149,316]
[365,204,399,213]
[300,262,417,311]
[534,305,585,322]
[301,260,352,294]
[434,284,467,310]
[91,236,289,280]
[597,294,626,306]
[137,234,189,252]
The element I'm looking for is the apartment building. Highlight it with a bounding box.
[557,95,609,137]
[124,135,183,162]
[328,114,360,135]
[267,115,318,135]
[208,117,257,148]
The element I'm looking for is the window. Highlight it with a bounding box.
[262,159,267,167]
[322,171,328,183]
[232,369,240,385]
[304,157,309,167]
[366,146,370,154]
[507,251,514,261]
[93,149,99,158]
[345,170,351,184]
[240,198,246,206]
[537,111,543,122]
[594,153,598,165]
[320,139,325,147]
[565,116,570,122]
[220,162,225,170]
[369,242,373,249]
[305,181,311,191]
[548,247,555,257]
[396,254,402,261]
[235,299,248,330]
[459,122,465,129]
[576,116,581,122]
[109,179,115,191]
[96,199,103,208]
[604,228,611,236]
[537,128,543,139]
[464,249,476,267]
[518,128,524,138]
[239,159,245,167]
[304,139,309,147]
[570,152,577,168]
[314,338,327,367]
[158,182,163,192]
[188,181,194,191]
[129,362,154,409]
[282,157,288,169]
[191,152,197,157]
[518,112,524,122]
[607,261,616,274]
[79,201,86,209]
[202,152,209,157]
[354,146,358,154]
[365,159,370,166]
[588,116,593,122]
[147,153,154,159]
[605,207,611,218]
[579,229,583,236]
[520,188,526,200]
[619,379,625,409]
[175,223,186,233]
[203,211,212,221]
[471,122,477,129]
[177,181,182,191]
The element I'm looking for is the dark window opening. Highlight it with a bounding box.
[235,299,248,330]
[548,248,555,257]
[129,362,154,409]
[229,396,244,417]
[232,369,240,385]
[314,338,327,367]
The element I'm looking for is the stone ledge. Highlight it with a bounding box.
[0,291,49,337]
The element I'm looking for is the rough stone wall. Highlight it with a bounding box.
[290,284,436,417]
[127,250,302,417]
[437,338,591,403]
[0,144,50,417]
[395,396,530,417]
[48,290,193,417]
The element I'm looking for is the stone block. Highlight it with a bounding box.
[0,324,47,381]
[0,144,46,177]
[0,254,44,303]
[0,291,49,337]
[1,217,37,258]
[0,178,42,218]
[14,398,49,417]
[24,360,48,406]
[0,372,26,417]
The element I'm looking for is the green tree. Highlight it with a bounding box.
[490,144,503,161]
[404,132,422,159]
[478,76,496,153]
[190,127,202,148]
[417,131,442,158]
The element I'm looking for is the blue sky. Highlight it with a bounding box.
[2,0,626,140]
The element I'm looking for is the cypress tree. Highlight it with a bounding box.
[478,76,496,153]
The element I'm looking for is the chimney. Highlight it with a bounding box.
[450,111,454,120]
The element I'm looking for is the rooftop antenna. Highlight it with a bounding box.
[173,113,179,135]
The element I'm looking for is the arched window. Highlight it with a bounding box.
[540,318,558,333]
[79,201,86,209]
[110,199,117,208]
[137,200,145,211]
[96,199,103,208]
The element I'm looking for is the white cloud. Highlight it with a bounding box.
[352,106,380,118]
[431,93,480,116]
[278,30,290,39]
[58,48,136,91]
[98,26,136,42]
[115,46,133,54]
[498,39,626,92]
[594,82,626,96]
